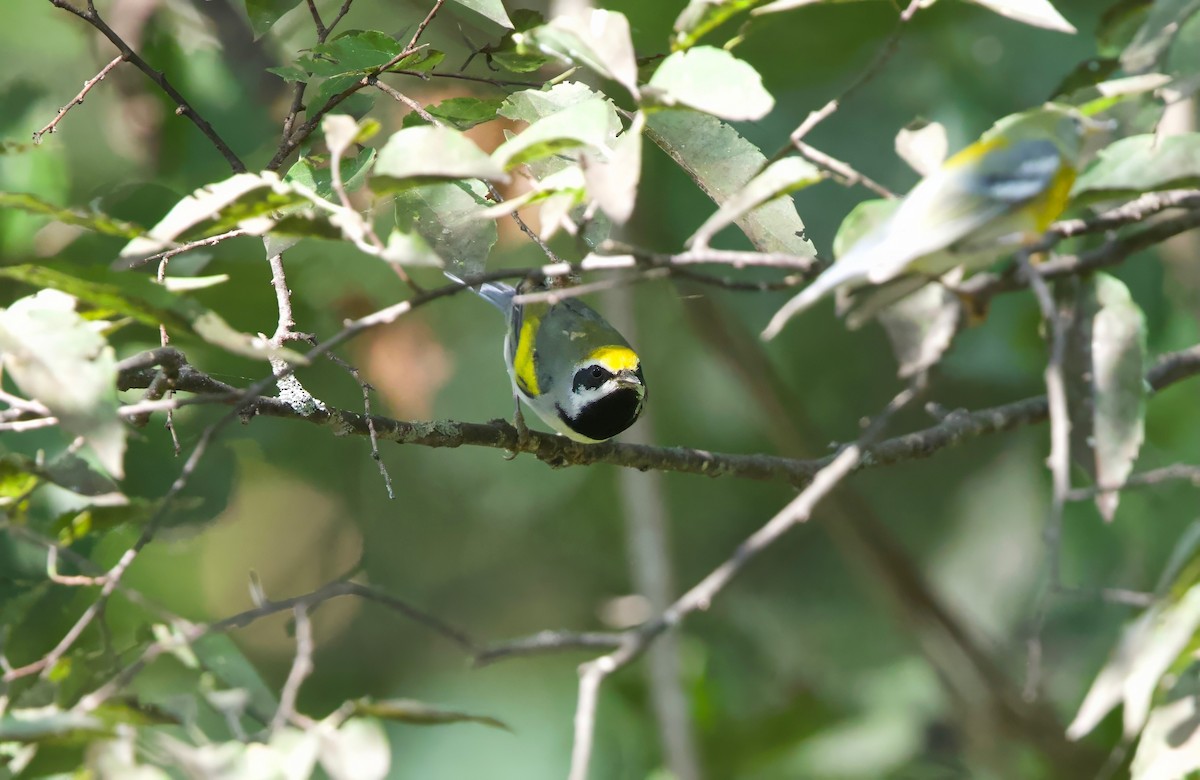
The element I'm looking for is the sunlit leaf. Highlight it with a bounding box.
[645,46,775,121]
[1059,273,1147,521]
[1131,667,1200,780]
[53,500,154,545]
[895,120,948,177]
[582,111,645,225]
[0,455,41,504]
[318,718,390,780]
[371,125,508,192]
[645,110,817,257]
[0,452,124,504]
[1072,134,1200,202]
[962,0,1077,32]
[351,698,511,731]
[0,291,125,478]
[673,0,762,51]
[492,98,617,170]
[1068,583,1200,740]
[689,157,822,248]
[0,192,142,239]
[0,263,306,365]
[520,9,640,97]
[449,0,513,28]
[119,172,310,260]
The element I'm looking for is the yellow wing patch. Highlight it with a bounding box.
[944,136,1008,169]
[513,312,541,396]
[1031,164,1076,232]
[588,345,639,372]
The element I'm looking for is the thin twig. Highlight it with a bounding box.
[1066,464,1200,501]
[32,54,126,143]
[115,228,249,271]
[1019,251,1071,702]
[564,380,923,780]
[45,0,245,172]
[792,140,895,199]
[271,604,315,733]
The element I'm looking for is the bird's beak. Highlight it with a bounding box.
[615,369,643,389]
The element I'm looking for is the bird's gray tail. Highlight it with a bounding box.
[444,271,514,313]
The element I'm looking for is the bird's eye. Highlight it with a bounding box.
[574,364,611,392]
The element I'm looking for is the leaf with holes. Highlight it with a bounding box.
[645,110,816,257]
[689,157,822,248]
[394,181,496,273]
[1058,273,1147,521]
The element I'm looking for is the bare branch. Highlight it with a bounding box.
[32,54,126,144]
[45,0,245,172]
[271,604,315,733]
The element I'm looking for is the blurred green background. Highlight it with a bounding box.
[3,0,1200,777]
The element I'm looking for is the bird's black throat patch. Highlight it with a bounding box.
[559,388,643,441]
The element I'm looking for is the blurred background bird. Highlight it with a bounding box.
[762,103,1112,338]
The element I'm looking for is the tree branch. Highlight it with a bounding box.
[32,54,126,144]
[46,0,245,173]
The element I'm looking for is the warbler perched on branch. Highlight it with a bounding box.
[452,275,647,443]
[762,103,1112,338]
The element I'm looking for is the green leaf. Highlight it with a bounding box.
[645,110,817,257]
[266,65,309,83]
[646,46,775,121]
[1131,666,1200,780]
[403,97,505,131]
[449,0,513,28]
[1059,273,1147,521]
[193,633,281,717]
[1121,0,1200,73]
[492,98,617,169]
[371,126,508,192]
[0,455,41,504]
[1099,0,1152,58]
[298,30,407,77]
[309,74,367,118]
[484,9,550,73]
[0,708,111,744]
[0,192,143,238]
[243,0,303,39]
[499,81,605,124]
[672,0,763,51]
[1072,133,1200,201]
[119,172,311,260]
[395,181,497,274]
[350,698,510,731]
[0,292,125,479]
[285,148,377,202]
[0,263,307,365]
[689,157,822,248]
[520,9,640,96]
[53,500,154,545]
